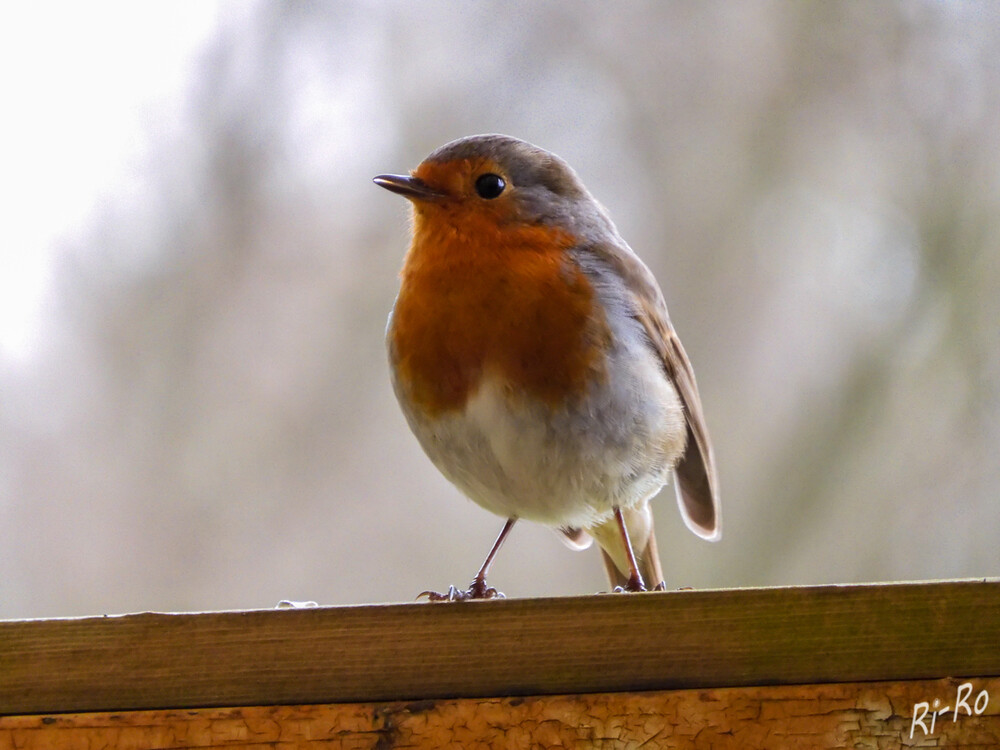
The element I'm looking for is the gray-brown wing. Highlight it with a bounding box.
[583,240,721,540]
[643,302,720,539]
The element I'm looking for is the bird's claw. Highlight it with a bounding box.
[612,573,648,593]
[417,577,505,601]
[606,576,671,594]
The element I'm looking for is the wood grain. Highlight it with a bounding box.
[2,580,999,715]
[2,677,998,748]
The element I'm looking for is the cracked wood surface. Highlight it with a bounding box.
[2,581,1000,716]
[2,677,999,749]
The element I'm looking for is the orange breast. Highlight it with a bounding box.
[390,207,609,416]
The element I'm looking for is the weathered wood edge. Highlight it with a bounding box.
[2,580,999,715]
[3,677,999,748]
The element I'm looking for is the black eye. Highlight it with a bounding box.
[475,173,506,199]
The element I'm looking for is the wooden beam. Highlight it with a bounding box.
[2,678,998,748]
[2,580,999,715]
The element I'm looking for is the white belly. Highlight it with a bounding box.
[394,326,686,530]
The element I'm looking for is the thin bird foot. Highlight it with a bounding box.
[612,572,648,593]
[418,576,505,601]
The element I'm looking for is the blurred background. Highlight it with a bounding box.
[2,1,998,619]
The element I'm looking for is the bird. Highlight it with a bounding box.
[374,134,719,599]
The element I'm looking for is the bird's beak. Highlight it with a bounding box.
[373,174,448,202]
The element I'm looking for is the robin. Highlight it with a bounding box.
[374,134,719,599]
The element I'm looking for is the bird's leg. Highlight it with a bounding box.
[420,518,517,601]
[466,516,516,596]
[613,506,647,593]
